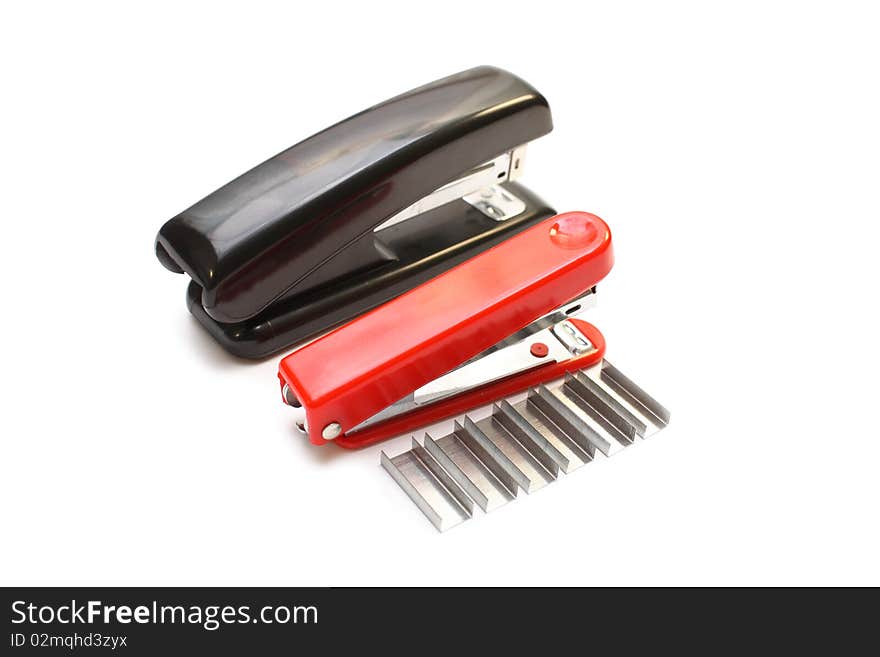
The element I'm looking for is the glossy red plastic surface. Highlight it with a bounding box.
[278,212,613,445]
[336,320,605,448]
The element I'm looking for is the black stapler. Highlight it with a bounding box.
[156,66,556,358]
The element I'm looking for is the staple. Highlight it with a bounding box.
[381,438,474,532]
[600,361,672,433]
[424,432,515,513]
[529,385,609,459]
[563,373,642,446]
[381,369,670,530]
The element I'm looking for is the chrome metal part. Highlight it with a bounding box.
[375,146,527,232]
[381,438,474,532]
[381,360,670,531]
[552,320,594,355]
[470,290,596,359]
[527,384,609,459]
[424,430,515,513]
[574,371,648,436]
[349,296,597,432]
[456,417,529,495]
[281,384,299,407]
[290,402,308,435]
[507,144,527,182]
[511,395,592,474]
[414,326,569,405]
[463,185,526,222]
[474,402,559,493]
[599,361,671,435]
[563,373,642,447]
[322,422,342,440]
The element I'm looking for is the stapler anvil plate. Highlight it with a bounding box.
[156,66,555,358]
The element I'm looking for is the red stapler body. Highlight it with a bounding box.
[278,211,614,448]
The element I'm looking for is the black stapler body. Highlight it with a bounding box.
[156,66,556,358]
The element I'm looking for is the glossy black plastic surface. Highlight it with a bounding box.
[187,182,555,359]
[156,66,552,323]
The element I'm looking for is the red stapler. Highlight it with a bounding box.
[278,211,614,446]
[277,211,669,530]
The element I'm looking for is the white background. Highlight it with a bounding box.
[2,1,878,586]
